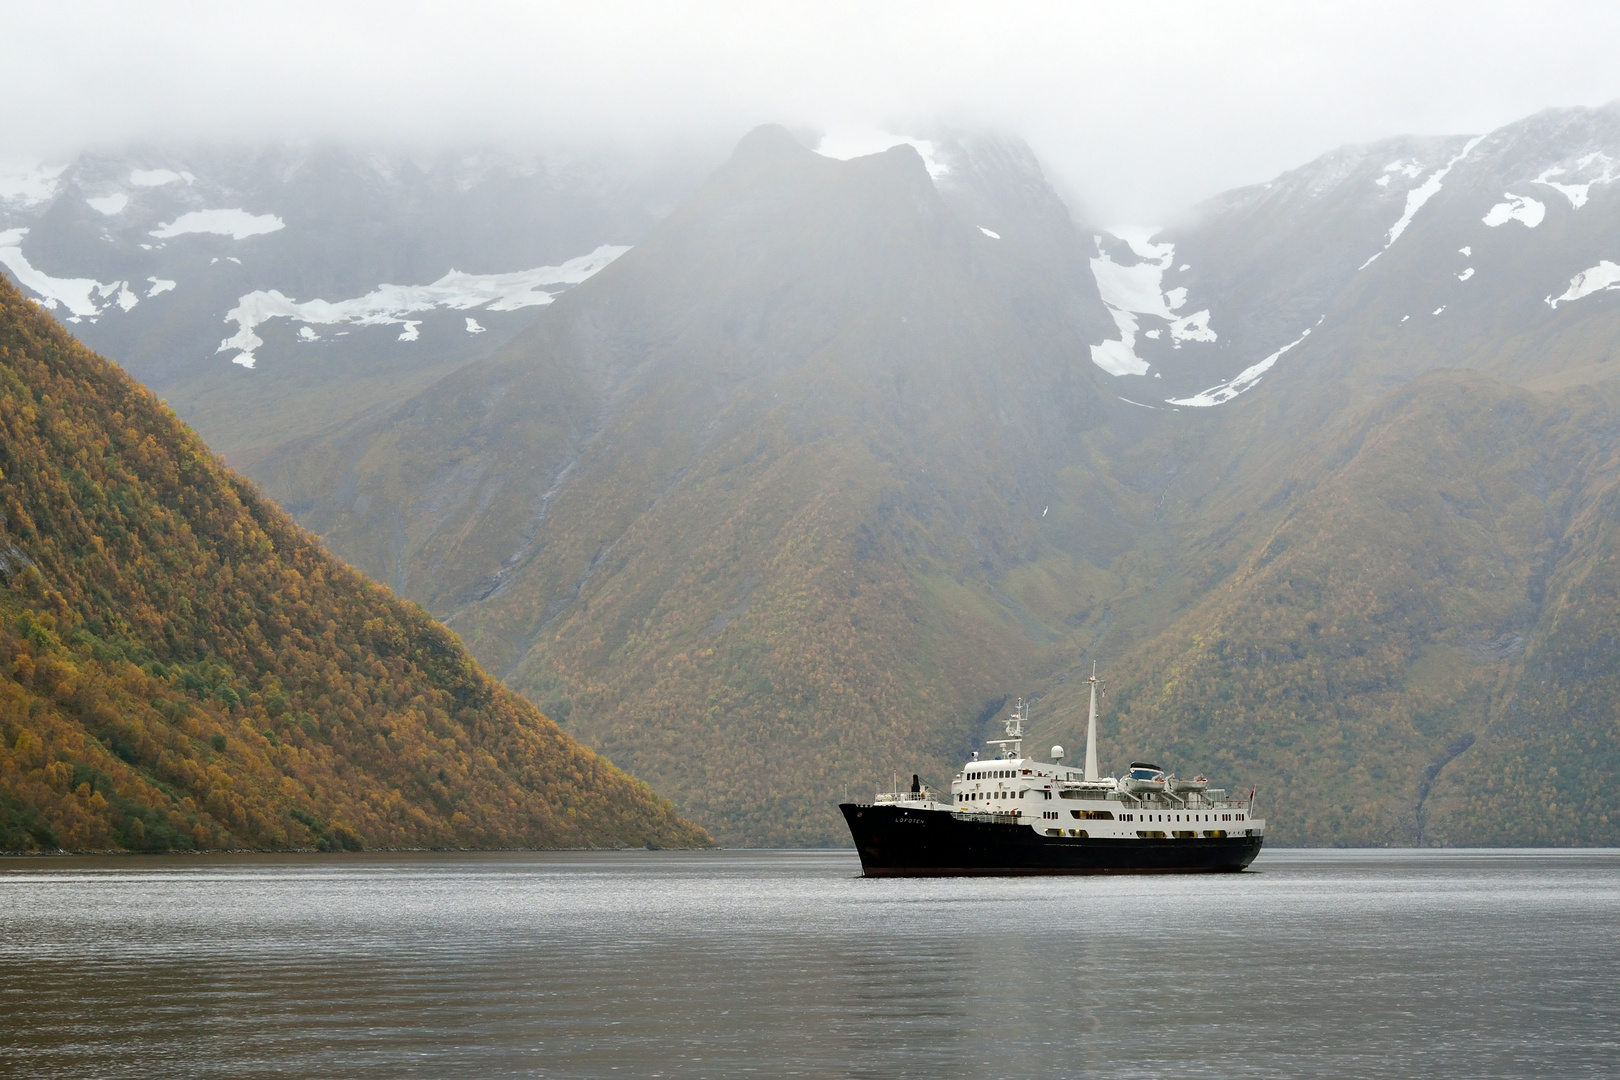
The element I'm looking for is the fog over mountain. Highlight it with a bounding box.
[8,1,1620,225]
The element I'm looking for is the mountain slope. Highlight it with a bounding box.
[1425,429,1620,845]
[1033,371,1620,845]
[0,275,707,851]
[259,114,1620,847]
[1016,107,1620,847]
[1,144,705,466]
[254,126,1145,844]
[17,106,1620,849]
[1098,103,1620,412]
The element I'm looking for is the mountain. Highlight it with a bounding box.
[198,111,1620,846]
[0,275,708,851]
[0,144,706,467]
[9,105,1620,848]
[1032,370,1620,845]
[1094,104,1620,409]
[1028,103,1620,844]
[246,125,1142,845]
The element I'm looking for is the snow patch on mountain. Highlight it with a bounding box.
[0,163,67,207]
[1458,267,1475,281]
[1169,309,1214,341]
[1090,325,1152,376]
[0,227,124,317]
[151,209,286,240]
[1374,159,1425,188]
[217,244,629,368]
[1535,169,1592,209]
[1088,232,1216,377]
[1361,136,1485,269]
[146,277,175,297]
[1533,152,1619,209]
[87,193,130,216]
[129,169,194,187]
[1483,193,1545,228]
[978,226,1000,239]
[1165,317,1322,408]
[814,129,949,181]
[1547,261,1620,308]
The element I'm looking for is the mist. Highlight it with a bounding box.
[7,0,1620,225]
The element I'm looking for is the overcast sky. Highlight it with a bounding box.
[7,0,1620,225]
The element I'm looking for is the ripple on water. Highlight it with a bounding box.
[2,848,1618,1078]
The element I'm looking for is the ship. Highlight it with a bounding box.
[840,669,1265,876]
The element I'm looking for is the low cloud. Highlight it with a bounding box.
[7,0,1620,224]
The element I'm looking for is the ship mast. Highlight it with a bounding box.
[1085,663,1100,781]
[987,698,1028,760]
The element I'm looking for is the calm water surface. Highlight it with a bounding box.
[1,848,1616,1078]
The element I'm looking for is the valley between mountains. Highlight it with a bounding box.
[5,106,1620,847]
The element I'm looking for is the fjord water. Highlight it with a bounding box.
[2,850,1616,1078]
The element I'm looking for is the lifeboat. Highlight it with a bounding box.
[1170,775,1209,794]
[1120,762,1167,794]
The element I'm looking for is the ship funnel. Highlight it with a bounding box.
[1051,745,1065,762]
[1085,664,1100,782]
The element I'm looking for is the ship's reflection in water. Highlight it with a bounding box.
[2,849,1617,1078]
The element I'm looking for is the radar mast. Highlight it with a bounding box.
[985,698,1028,760]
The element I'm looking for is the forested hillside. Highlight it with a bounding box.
[1044,372,1620,845]
[0,276,708,851]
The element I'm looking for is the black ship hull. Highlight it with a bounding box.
[841,803,1263,877]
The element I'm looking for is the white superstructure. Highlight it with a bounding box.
[872,673,1265,841]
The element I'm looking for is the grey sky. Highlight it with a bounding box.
[7,0,1620,225]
